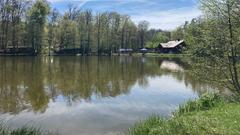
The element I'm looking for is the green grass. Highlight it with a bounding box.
[0,124,53,135]
[176,93,224,115]
[129,93,240,135]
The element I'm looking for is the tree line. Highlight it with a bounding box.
[0,0,160,55]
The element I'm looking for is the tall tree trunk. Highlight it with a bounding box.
[227,2,240,91]
[97,15,100,55]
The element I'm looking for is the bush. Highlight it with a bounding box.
[0,122,53,135]
[176,93,223,115]
[128,116,164,135]
[0,126,42,135]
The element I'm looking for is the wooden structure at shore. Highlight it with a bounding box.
[157,40,186,53]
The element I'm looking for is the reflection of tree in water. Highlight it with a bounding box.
[158,58,225,95]
[0,57,224,114]
[0,58,49,114]
[49,57,157,101]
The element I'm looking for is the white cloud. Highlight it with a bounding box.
[131,6,202,30]
[48,0,90,8]
[48,0,202,30]
[48,0,150,4]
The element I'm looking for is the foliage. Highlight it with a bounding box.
[138,21,150,48]
[0,120,58,135]
[176,93,223,115]
[129,116,165,135]
[58,15,78,49]
[173,0,240,93]
[171,27,184,41]
[145,32,169,48]
[0,124,42,135]
[0,1,154,55]
[27,0,50,54]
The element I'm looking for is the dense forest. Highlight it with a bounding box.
[0,0,172,55]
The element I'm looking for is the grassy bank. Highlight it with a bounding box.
[129,94,240,135]
[0,125,51,135]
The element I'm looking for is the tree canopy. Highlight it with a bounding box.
[0,0,156,55]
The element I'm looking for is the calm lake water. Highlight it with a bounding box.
[0,56,216,135]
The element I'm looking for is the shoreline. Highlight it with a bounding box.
[0,53,190,58]
[129,93,240,135]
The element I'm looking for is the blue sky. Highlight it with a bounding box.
[48,0,202,30]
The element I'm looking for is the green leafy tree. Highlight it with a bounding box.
[146,32,169,48]
[171,27,184,40]
[27,0,50,54]
[0,0,164,55]
[58,15,78,49]
[47,8,60,55]
[183,0,240,93]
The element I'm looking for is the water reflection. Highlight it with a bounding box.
[160,60,184,71]
[0,56,219,135]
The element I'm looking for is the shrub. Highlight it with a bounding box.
[128,116,164,135]
[176,93,223,115]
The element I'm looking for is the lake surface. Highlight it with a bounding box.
[0,56,216,135]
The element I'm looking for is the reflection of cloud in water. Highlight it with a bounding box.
[141,57,147,63]
[0,57,219,135]
[160,60,184,71]
[1,77,197,135]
